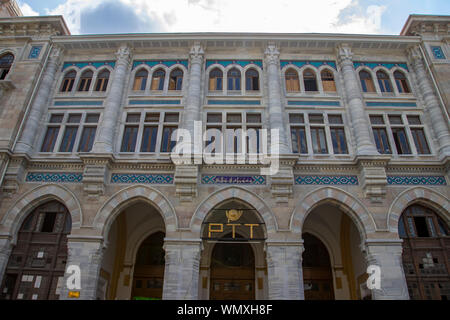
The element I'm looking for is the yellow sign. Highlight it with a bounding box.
[206,208,261,240]
[226,209,243,223]
[68,291,80,298]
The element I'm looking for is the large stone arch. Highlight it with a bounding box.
[190,186,278,236]
[93,185,178,240]
[0,184,82,243]
[387,186,450,233]
[290,187,376,238]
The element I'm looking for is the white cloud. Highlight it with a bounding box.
[45,0,387,35]
[19,3,39,16]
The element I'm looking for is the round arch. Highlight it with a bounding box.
[190,186,278,235]
[0,184,82,243]
[387,186,450,233]
[290,187,376,238]
[93,185,178,239]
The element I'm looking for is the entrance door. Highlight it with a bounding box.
[210,241,255,300]
[302,233,334,300]
[131,232,165,300]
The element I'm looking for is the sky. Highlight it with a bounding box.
[17,0,450,35]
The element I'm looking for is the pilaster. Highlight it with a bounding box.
[80,154,114,199]
[1,155,28,197]
[356,156,390,203]
[174,164,199,202]
[0,236,12,287]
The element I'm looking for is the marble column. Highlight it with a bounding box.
[337,45,379,156]
[364,240,409,300]
[59,239,104,300]
[408,46,450,157]
[266,242,304,299]
[92,45,132,153]
[264,44,290,155]
[14,46,63,155]
[162,241,202,300]
[0,237,12,286]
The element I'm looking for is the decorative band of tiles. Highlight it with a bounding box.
[62,61,115,71]
[26,172,83,183]
[54,101,103,106]
[132,60,189,69]
[365,102,417,108]
[280,60,337,70]
[202,175,266,185]
[207,100,261,105]
[387,176,447,185]
[129,100,181,105]
[353,62,408,71]
[295,175,359,185]
[288,101,340,107]
[206,60,263,69]
[111,174,174,184]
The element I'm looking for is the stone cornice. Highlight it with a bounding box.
[0,15,70,37]
[401,15,450,37]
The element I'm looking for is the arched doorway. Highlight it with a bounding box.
[0,201,71,300]
[210,235,255,300]
[199,199,267,300]
[398,204,450,300]
[131,232,165,300]
[302,233,334,300]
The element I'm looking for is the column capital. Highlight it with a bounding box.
[264,43,280,66]
[115,44,132,64]
[189,42,204,65]
[49,44,64,64]
[336,44,354,64]
[406,45,423,65]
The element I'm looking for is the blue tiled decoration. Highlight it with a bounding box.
[207,100,261,105]
[353,62,409,71]
[295,175,359,185]
[111,174,174,184]
[28,46,42,59]
[201,175,266,185]
[431,46,446,60]
[288,101,340,107]
[280,61,337,70]
[129,100,181,105]
[132,60,188,70]
[26,172,83,183]
[387,176,447,185]
[54,101,103,106]
[365,102,417,108]
[62,61,115,71]
[206,60,263,69]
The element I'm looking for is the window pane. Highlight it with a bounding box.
[67,114,81,123]
[291,127,307,154]
[207,113,222,123]
[78,127,97,152]
[392,128,411,154]
[328,115,343,124]
[140,126,158,152]
[126,113,141,123]
[311,127,327,154]
[41,127,60,152]
[145,113,159,122]
[50,114,63,123]
[372,128,391,154]
[289,114,304,124]
[388,115,403,124]
[59,126,78,152]
[85,114,100,123]
[331,127,348,154]
[309,114,324,124]
[411,128,430,154]
[227,114,242,123]
[247,114,261,123]
[407,115,421,125]
[120,126,138,152]
[161,126,177,152]
[164,113,179,123]
[369,115,384,125]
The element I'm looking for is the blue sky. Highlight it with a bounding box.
[17,0,450,35]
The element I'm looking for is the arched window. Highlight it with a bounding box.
[285,68,300,92]
[359,70,376,92]
[0,53,14,80]
[94,69,110,92]
[376,70,392,93]
[168,68,183,91]
[303,69,318,92]
[0,201,72,300]
[394,71,410,93]
[398,204,450,300]
[77,70,93,92]
[151,69,165,91]
[60,70,76,92]
[321,69,336,92]
[209,68,223,91]
[245,68,259,91]
[227,68,241,91]
[133,69,148,91]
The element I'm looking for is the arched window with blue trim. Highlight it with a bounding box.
[209,68,223,91]
[151,69,165,91]
[394,71,410,93]
[227,68,241,91]
[169,68,183,91]
[245,68,259,91]
[359,70,376,93]
[376,70,392,93]
[60,70,76,92]
[133,69,148,91]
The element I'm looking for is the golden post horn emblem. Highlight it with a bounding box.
[226,209,243,223]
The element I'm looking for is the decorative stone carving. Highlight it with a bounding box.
[174,165,198,202]
[80,154,114,199]
[1,155,28,196]
[357,156,390,203]
[189,42,204,65]
[264,43,280,66]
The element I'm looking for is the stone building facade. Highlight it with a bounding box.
[0,13,448,300]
